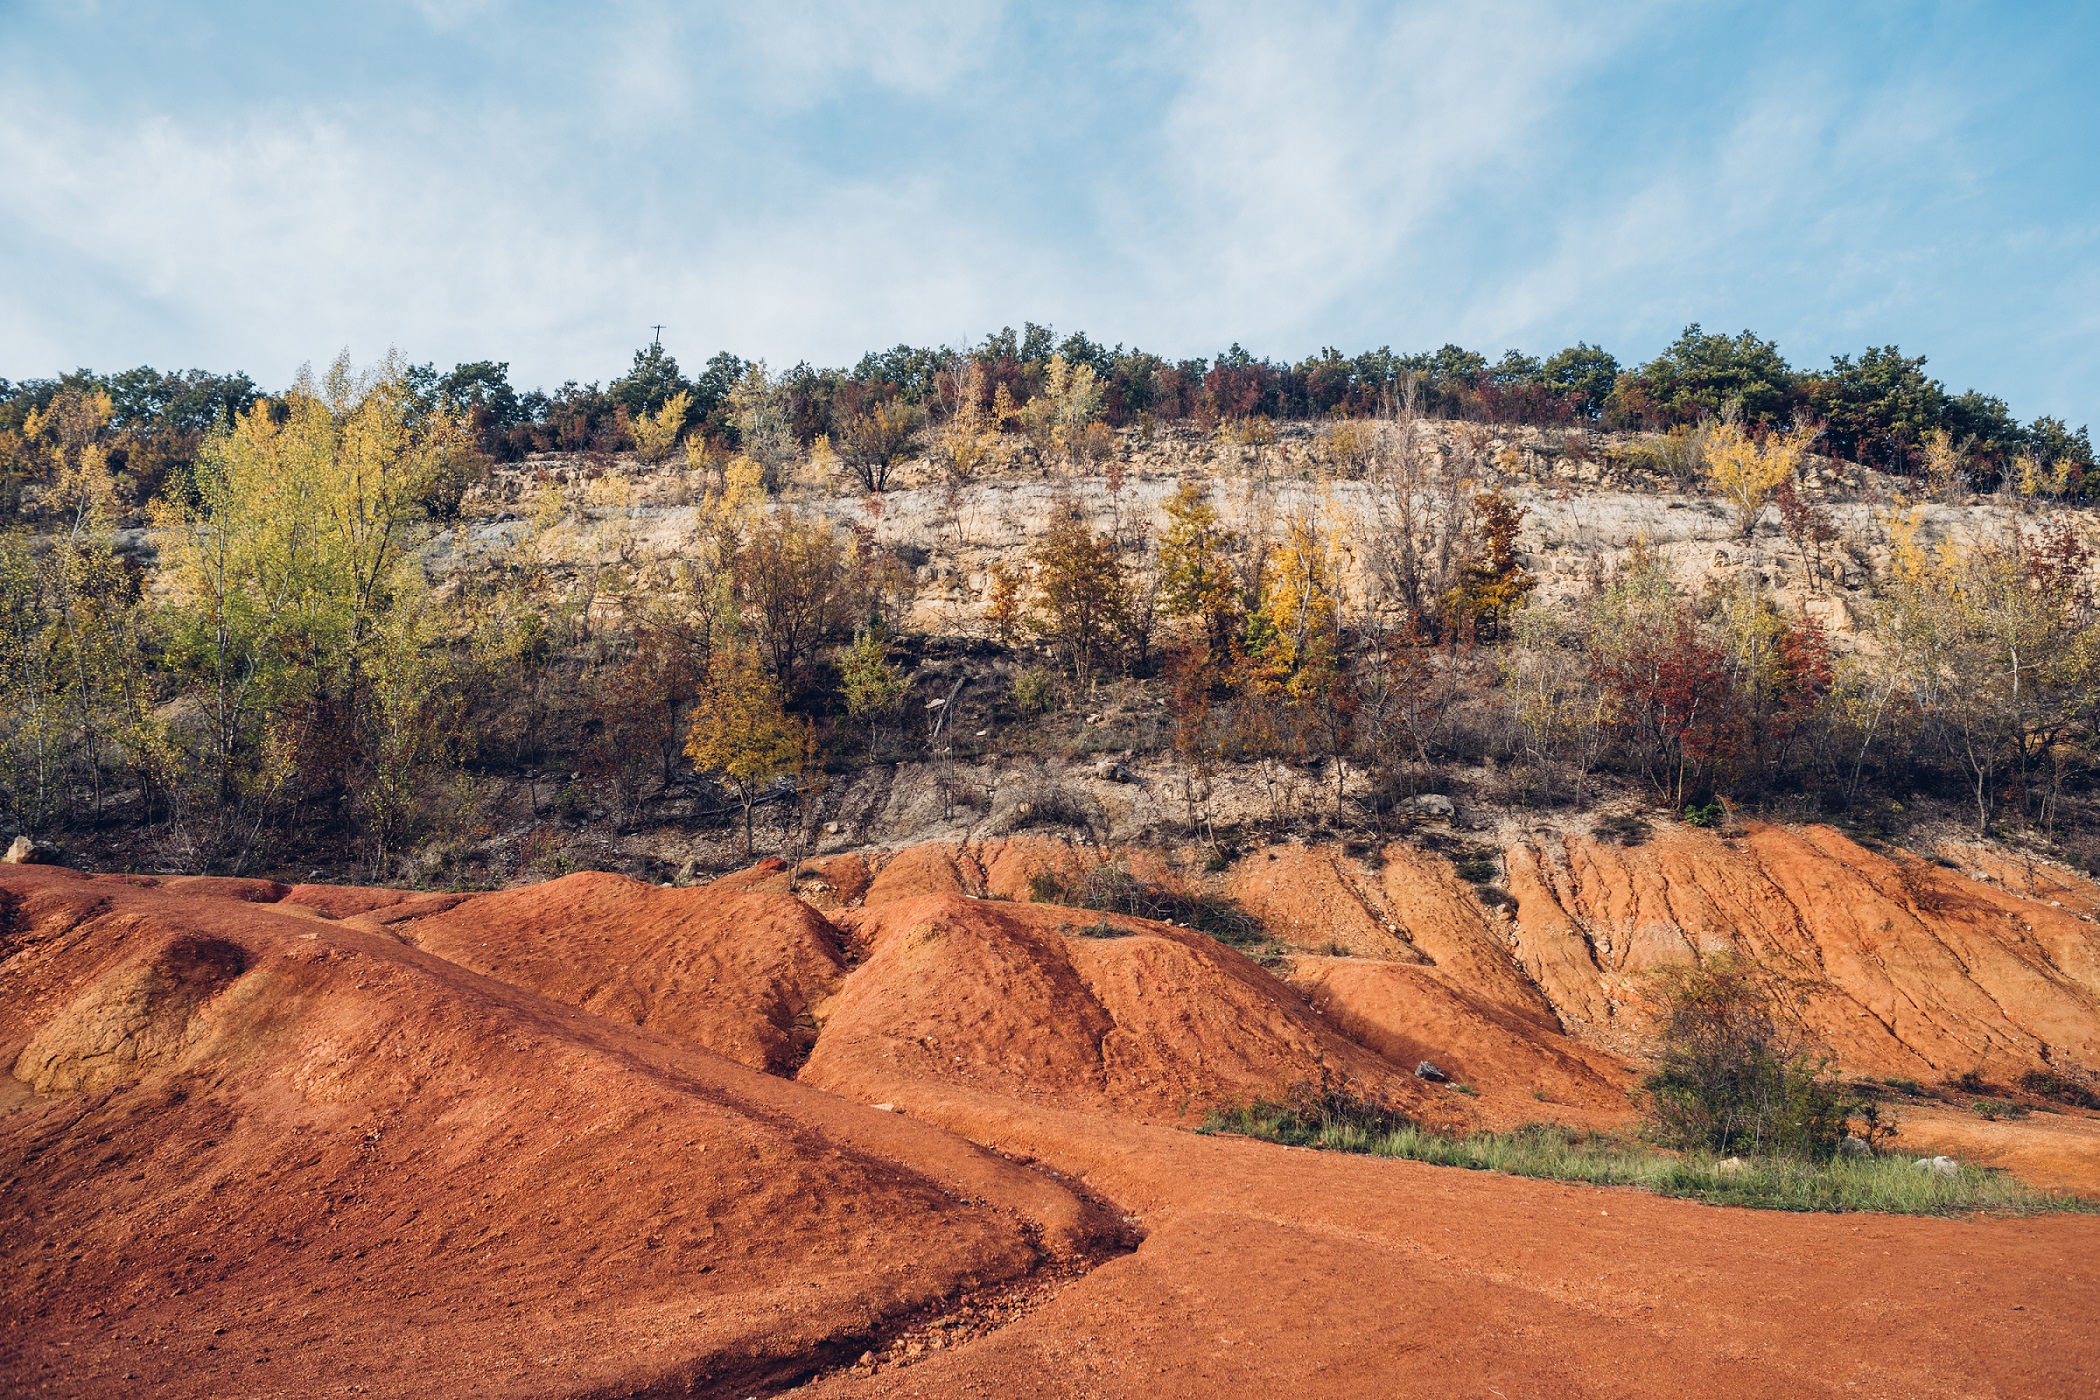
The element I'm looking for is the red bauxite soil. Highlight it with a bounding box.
[0,867,1120,1398]
[6,825,2100,1397]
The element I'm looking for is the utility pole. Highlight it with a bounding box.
[650,325,665,346]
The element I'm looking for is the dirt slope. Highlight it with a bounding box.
[1508,823,2100,1076]
[793,1081,2100,1399]
[0,867,1120,1398]
[8,822,2100,1398]
[1284,955,1631,1119]
[801,891,1441,1124]
[399,871,849,1072]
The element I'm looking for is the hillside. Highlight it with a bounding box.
[5,825,2099,1394]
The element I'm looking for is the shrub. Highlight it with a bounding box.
[1592,813,1653,846]
[1638,958,1853,1158]
[2016,1068,2100,1110]
[1010,666,1057,715]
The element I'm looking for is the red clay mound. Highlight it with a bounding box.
[1285,955,1631,1120]
[97,873,290,903]
[705,852,876,909]
[1508,823,2100,1078]
[860,843,987,905]
[278,882,474,922]
[1225,843,1416,960]
[394,870,849,1073]
[0,866,1120,1398]
[801,891,1435,1124]
[980,836,1088,902]
[858,837,1083,908]
[1226,843,1568,1031]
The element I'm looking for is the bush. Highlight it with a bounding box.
[2016,1068,2100,1110]
[1010,666,1058,715]
[1638,958,1854,1158]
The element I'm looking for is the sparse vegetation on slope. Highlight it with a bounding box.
[6,324,2100,884]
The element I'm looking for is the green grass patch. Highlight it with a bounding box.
[1199,1100,2092,1217]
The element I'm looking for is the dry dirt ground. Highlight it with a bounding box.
[5,825,2099,1397]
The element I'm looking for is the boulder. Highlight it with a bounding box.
[1408,795,1456,819]
[1414,1060,1448,1082]
[1837,1135,1871,1158]
[1716,1157,1747,1174]
[3,835,59,865]
[1911,1155,1959,1177]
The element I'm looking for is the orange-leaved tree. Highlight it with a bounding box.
[683,645,807,859]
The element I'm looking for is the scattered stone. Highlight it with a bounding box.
[1094,760,1128,783]
[1911,1156,1959,1177]
[2,835,58,865]
[1414,1061,1448,1082]
[1407,794,1455,818]
[1716,1157,1747,1174]
[823,821,842,836]
[1837,1135,1871,1158]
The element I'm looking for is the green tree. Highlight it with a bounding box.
[609,342,690,417]
[1805,346,1945,468]
[1539,343,1620,419]
[150,351,466,866]
[1156,480,1243,664]
[837,624,910,752]
[684,645,807,858]
[1028,497,1130,689]
[1619,324,1797,428]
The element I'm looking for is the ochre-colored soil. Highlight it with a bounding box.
[6,823,2100,1396]
[401,872,852,1073]
[0,868,1118,1397]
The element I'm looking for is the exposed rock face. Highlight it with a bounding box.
[2,835,58,865]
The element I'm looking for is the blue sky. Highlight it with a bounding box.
[2,1,2094,425]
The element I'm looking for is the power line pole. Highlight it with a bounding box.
[650,324,665,346]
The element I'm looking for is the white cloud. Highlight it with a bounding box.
[0,0,2091,421]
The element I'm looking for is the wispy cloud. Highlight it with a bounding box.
[0,1,2092,422]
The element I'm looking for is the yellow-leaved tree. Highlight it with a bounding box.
[1870,519,2100,831]
[1703,421,1817,538]
[1156,480,1244,665]
[150,350,467,868]
[1020,354,1105,467]
[684,645,807,858]
[632,389,690,464]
